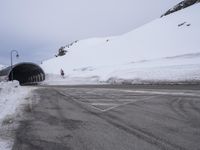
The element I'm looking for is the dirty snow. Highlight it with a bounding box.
[0,81,34,150]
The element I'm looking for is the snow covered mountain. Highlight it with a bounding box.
[0,64,4,70]
[41,2,200,85]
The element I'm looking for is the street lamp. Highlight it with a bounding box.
[10,50,19,82]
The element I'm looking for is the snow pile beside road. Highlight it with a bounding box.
[0,81,25,120]
[43,52,200,85]
[42,74,103,85]
[0,81,33,150]
[105,53,200,84]
[0,139,11,150]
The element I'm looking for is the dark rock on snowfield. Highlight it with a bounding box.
[161,0,200,17]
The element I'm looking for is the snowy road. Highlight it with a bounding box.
[13,85,200,150]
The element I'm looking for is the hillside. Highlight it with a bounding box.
[0,65,4,70]
[41,3,200,85]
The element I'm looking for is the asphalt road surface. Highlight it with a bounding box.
[13,85,200,150]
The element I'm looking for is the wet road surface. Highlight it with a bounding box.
[13,85,200,150]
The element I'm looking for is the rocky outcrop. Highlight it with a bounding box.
[161,0,200,17]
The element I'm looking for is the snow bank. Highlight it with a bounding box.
[105,53,200,84]
[41,3,200,85]
[42,52,200,85]
[42,74,104,85]
[0,81,33,150]
[0,81,24,120]
[0,140,12,150]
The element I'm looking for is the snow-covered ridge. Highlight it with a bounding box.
[41,3,200,84]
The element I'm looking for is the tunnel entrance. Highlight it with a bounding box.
[0,62,45,84]
[8,63,45,84]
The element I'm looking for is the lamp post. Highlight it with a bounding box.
[10,50,19,82]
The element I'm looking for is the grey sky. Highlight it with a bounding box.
[0,0,182,65]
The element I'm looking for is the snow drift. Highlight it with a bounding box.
[41,3,200,85]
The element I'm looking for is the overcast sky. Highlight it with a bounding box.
[0,0,182,65]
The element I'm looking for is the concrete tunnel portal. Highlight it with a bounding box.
[0,63,45,84]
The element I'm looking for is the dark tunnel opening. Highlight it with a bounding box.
[8,63,45,84]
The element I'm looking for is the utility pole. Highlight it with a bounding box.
[10,50,19,82]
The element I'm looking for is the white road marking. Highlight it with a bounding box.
[57,88,200,113]
[58,90,160,112]
[57,90,107,111]
[116,89,200,97]
[100,96,158,112]
[91,103,117,106]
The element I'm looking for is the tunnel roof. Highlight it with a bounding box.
[0,62,44,76]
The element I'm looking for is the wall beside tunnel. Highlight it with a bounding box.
[0,63,45,84]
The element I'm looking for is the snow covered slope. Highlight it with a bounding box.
[0,65,4,70]
[41,3,200,84]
